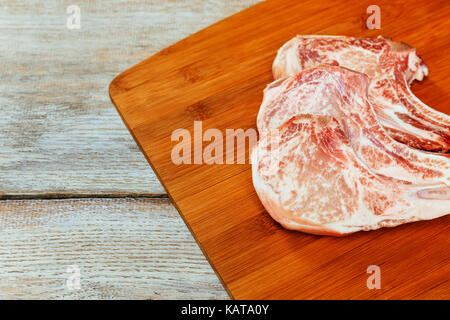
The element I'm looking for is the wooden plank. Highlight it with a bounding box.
[0,198,228,299]
[110,0,450,299]
[0,0,261,197]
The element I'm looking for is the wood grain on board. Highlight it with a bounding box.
[110,0,450,299]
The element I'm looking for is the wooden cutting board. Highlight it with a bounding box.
[109,0,450,299]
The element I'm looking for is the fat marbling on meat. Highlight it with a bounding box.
[251,115,450,236]
[272,35,450,152]
[257,65,450,187]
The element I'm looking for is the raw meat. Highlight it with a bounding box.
[251,114,450,236]
[257,65,450,186]
[272,35,450,152]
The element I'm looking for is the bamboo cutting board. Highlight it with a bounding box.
[109,0,450,299]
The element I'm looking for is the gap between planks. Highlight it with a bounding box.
[0,193,169,201]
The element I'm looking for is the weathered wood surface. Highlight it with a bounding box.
[110,0,450,299]
[0,198,228,299]
[0,0,266,299]
[0,0,260,196]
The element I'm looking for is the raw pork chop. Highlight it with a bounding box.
[257,65,450,186]
[272,35,450,152]
[251,115,450,236]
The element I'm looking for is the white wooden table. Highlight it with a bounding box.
[0,0,261,299]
